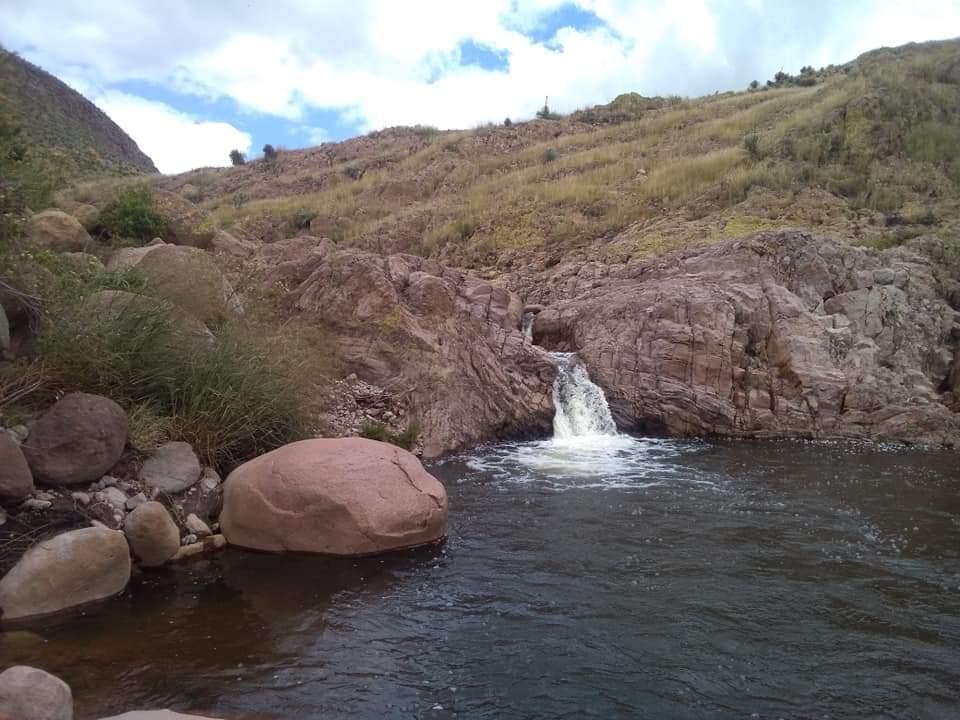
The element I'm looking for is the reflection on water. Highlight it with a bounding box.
[2,439,959,720]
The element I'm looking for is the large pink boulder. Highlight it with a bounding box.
[220,438,447,556]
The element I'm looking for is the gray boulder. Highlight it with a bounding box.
[22,393,128,486]
[140,441,201,493]
[0,526,130,621]
[0,665,73,720]
[0,433,34,502]
[124,501,180,567]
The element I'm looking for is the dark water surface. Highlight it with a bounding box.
[3,438,959,719]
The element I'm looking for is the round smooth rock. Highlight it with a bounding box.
[124,501,180,567]
[0,665,73,720]
[140,442,201,494]
[220,437,448,556]
[0,526,130,621]
[22,393,127,486]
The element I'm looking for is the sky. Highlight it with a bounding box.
[2,0,959,174]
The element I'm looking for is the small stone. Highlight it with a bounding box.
[0,509,6,526]
[34,491,55,502]
[181,533,198,545]
[100,475,119,487]
[71,491,91,506]
[172,533,227,561]
[125,492,148,510]
[97,487,128,508]
[19,498,51,512]
[185,513,212,538]
[141,441,201,493]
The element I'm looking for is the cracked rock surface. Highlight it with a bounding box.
[534,231,960,446]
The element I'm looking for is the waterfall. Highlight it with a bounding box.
[551,353,618,439]
[521,311,535,342]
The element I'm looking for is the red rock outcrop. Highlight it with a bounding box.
[257,236,557,456]
[534,231,960,446]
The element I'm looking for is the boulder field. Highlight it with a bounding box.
[533,231,960,445]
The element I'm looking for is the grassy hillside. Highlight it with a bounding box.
[0,47,157,181]
[75,38,960,272]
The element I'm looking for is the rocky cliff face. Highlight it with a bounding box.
[534,231,960,447]
[257,236,557,456]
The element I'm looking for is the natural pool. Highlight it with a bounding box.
[3,436,959,719]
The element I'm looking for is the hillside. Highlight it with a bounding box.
[0,47,157,179]
[136,38,960,280]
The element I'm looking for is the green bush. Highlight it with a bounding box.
[743,133,761,159]
[99,184,167,244]
[542,148,559,163]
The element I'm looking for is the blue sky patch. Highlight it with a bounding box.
[457,39,510,72]
[518,2,611,45]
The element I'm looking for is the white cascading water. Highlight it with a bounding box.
[550,353,618,438]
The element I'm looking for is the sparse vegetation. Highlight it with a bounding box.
[360,421,421,450]
[229,149,246,166]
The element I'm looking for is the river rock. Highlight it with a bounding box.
[22,393,128,486]
[258,236,556,456]
[25,209,92,252]
[0,433,34,501]
[533,231,960,446]
[0,665,73,720]
[0,526,131,620]
[124,501,180,567]
[140,441,201,493]
[220,437,448,555]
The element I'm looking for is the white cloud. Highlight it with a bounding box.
[93,92,251,174]
[3,0,959,174]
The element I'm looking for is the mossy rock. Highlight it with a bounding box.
[154,190,215,248]
[134,245,242,326]
[25,209,93,252]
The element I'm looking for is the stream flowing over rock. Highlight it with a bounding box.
[220,437,448,555]
[534,231,960,445]
[259,236,557,456]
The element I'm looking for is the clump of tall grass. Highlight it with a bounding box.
[0,241,306,469]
